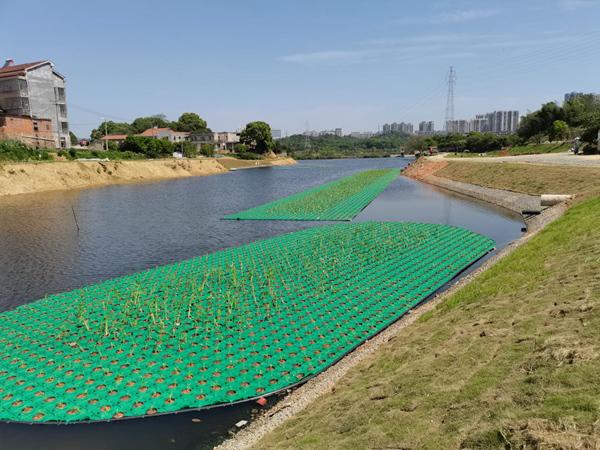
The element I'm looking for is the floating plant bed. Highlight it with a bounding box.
[0,222,494,423]
[223,169,400,221]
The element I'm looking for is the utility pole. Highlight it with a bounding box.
[445,66,456,133]
[103,118,108,151]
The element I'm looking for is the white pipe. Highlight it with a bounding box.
[541,194,572,206]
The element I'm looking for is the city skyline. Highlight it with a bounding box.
[2,0,600,138]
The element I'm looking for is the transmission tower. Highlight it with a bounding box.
[445,66,456,133]
[304,120,312,152]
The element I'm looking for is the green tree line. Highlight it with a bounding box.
[90,112,209,140]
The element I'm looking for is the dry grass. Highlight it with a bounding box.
[253,196,600,449]
[436,161,600,200]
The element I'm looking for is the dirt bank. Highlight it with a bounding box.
[0,157,296,197]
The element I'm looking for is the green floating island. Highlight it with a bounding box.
[223,169,401,221]
[0,222,494,423]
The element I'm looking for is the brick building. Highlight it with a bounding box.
[0,115,55,148]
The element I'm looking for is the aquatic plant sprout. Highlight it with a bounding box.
[223,169,400,221]
[0,223,494,423]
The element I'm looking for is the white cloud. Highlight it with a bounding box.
[280,49,382,64]
[431,8,501,23]
[395,8,500,25]
[559,0,600,9]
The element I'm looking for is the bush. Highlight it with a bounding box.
[233,151,263,160]
[199,143,215,157]
[0,140,53,161]
[119,136,174,158]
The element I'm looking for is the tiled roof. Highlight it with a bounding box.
[0,61,49,79]
[139,127,172,137]
[100,134,129,140]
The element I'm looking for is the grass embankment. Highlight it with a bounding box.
[436,161,600,200]
[449,142,570,158]
[254,166,600,449]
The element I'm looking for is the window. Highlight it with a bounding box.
[56,87,66,102]
[33,121,39,132]
[61,122,68,133]
[59,104,67,117]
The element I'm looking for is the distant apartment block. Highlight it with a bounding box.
[446,110,520,135]
[349,131,374,139]
[382,122,413,134]
[271,129,282,139]
[486,110,519,134]
[0,59,69,148]
[446,120,470,134]
[418,121,435,135]
[316,129,343,137]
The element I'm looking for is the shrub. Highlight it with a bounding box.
[120,136,174,158]
[0,140,52,161]
[233,151,263,160]
[199,143,214,157]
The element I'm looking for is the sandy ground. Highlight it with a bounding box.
[0,157,295,197]
[432,151,600,167]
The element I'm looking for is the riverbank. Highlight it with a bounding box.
[0,156,295,197]
[219,159,599,449]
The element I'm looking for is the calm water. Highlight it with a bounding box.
[0,158,523,449]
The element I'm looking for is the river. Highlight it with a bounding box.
[0,158,523,449]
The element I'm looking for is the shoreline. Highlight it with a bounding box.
[216,199,568,450]
[215,163,569,450]
[0,156,296,197]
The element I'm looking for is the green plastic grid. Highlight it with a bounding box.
[223,169,400,221]
[0,222,494,423]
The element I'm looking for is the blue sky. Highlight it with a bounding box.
[2,0,600,137]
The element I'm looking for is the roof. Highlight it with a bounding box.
[139,127,172,137]
[0,60,64,80]
[100,134,129,140]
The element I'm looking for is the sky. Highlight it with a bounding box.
[1,0,600,138]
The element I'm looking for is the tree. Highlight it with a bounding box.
[403,135,428,153]
[518,102,564,141]
[173,112,208,133]
[120,136,174,158]
[239,121,273,154]
[549,120,570,141]
[90,121,132,141]
[130,116,172,134]
[69,131,78,146]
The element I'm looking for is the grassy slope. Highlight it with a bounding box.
[254,165,600,449]
[437,161,600,200]
[450,143,570,158]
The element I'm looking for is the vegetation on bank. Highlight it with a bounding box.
[437,161,600,200]
[254,172,600,449]
[90,112,209,140]
[518,95,600,150]
[277,133,409,159]
[0,140,52,162]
